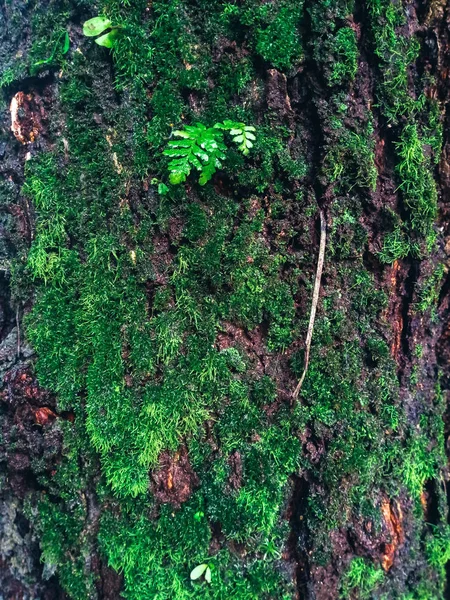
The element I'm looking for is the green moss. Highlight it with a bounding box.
[324,125,377,191]
[23,415,99,599]
[31,496,95,599]
[416,264,445,314]
[367,0,442,261]
[426,525,450,568]
[239,1,304,71]
[395,124,437,237]
[340,557,384,599]
[329,27,358,84]
[378,224,418,264]
[254,4,303,71]
[11,0,446,598]
[367,0,419,123]
[308,0,357,87]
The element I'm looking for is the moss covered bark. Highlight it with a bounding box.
[1,1,450,599]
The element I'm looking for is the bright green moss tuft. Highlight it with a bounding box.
[395,124,437,236]
[378,226,415,264]
[329,27,358,84]
[324,123,377,192]
[416,264,445,315]
[254,4,304,71]
[340,557,384,599]
[367,0,420,123]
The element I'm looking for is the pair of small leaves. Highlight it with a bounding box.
[83,16,120,48]
[163,121,256,186]
[190,563,212,584]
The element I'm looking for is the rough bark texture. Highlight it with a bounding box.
[1,1,450,599]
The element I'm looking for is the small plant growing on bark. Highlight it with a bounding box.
[34,31,70,68]
[190,562,213,584]
[163,121,256,185]
[83,16,122,48]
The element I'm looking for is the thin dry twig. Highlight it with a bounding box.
[293,209,326,401]
[16,305,20,359]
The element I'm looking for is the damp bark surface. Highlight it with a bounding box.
[1,1,450,599]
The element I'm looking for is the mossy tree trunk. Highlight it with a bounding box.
[1,1,450,599]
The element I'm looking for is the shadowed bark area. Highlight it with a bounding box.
[1,1,450,599]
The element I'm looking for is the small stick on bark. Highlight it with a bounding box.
[16,305,20,358]
[293,209,326,401]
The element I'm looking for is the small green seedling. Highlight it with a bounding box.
[163,121,256,185]
[150,178,169,195]
[190,563,212,584]
[83,16,121,48]
[34,31,70,67]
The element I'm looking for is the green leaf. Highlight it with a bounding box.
[83,16,111,37]
[190,564,208,580]
[220,120,238,129]
[95,29,119,48]
[173,130,191,139]
[158,183,169,195]
[62,32,70,54]
[163,148,189,157]
[190,155,203,170]
[169,172,187,185]
[198,169,215,186]
[205,567,212,584]
[166,140,193,149]
[33,30,70,67]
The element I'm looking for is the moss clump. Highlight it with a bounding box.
[239,0,304,71]
[324,125,377,192]
[415,264,445,315]
[366,0,420,123]
[395,124,437,237]
[368,0,441,262]
[340,557,384,599]
[329,26,358,84]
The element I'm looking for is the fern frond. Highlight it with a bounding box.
[217,121,256,155]
[163,120,256,185]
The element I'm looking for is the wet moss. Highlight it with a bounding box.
[367,0,441,261]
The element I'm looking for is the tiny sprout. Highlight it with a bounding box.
[34,31,70,68]
[158,183,169,196]
[150,178,169,196]
[190,563,212,584]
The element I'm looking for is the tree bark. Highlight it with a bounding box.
[1,1,450,599]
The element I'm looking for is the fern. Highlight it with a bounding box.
[163,121,256,185]
[163,124,226,185]
[216,120,256,155]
